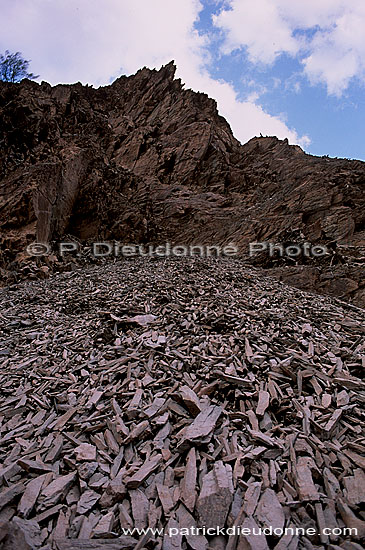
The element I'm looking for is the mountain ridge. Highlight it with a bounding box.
[0,62,364,305]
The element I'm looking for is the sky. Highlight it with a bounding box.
[1,0,364,160]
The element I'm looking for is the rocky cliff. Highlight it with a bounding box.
[0,62,364,305]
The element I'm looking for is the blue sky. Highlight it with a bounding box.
[1,0,364,160]
[195,1,365,160]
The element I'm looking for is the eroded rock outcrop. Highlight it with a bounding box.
[0,62,364,304]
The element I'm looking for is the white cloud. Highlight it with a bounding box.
[214,0,365,96]
[0,0,308,146]
[302,7,365,95]
[0,0,207,86]
[180,70,310,146]
[213,0,299,64]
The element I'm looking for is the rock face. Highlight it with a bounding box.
[0,62,364,304]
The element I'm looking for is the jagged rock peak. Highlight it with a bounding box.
[0,62,364,305]
[111,60,177,87]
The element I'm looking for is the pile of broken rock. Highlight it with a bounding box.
[0,257,364,549]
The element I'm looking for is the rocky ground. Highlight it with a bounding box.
[0,257,364,549]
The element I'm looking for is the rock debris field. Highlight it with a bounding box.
[0,257,364,550]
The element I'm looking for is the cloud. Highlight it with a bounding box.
[302,6,365,95]
[0,0,207,86]
[214,0,365,96]
[213,0,299,64]
[180,69,310,147]
[0,0,308,146]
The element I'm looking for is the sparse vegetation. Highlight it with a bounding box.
[0,50,38,83]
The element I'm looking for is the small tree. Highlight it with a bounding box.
[0,50,39,83]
